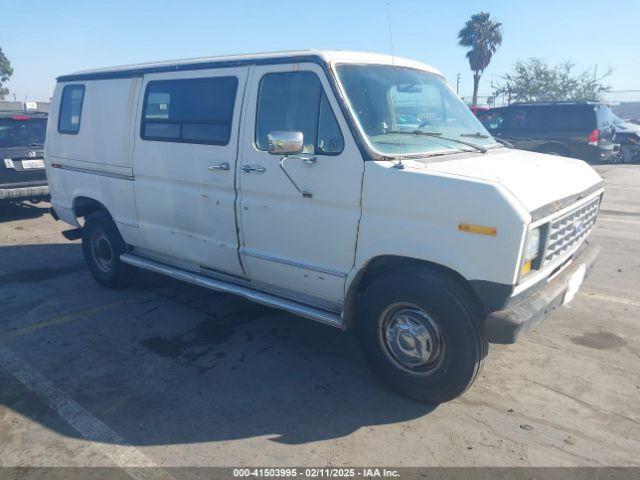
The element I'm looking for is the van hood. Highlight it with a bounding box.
[416,148,603,214]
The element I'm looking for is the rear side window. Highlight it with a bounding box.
[141,76,238,145]
[255,71,344,155]
[596,105,614,129]
[541,106,593,130]
[500,105,594,131]
[58,85,85,134]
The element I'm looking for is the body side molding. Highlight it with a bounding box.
[120,253,343,329]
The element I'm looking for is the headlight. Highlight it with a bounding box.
[525,228,541,261]
[521,228,541,275]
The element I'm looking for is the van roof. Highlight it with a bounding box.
[57,50,443,82]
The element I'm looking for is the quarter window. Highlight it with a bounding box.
[58,84,85,134]
[255,71,344,155]
[141,76,238,145]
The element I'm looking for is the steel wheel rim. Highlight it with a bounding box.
[91,230,114,273]
[378,302,445,375]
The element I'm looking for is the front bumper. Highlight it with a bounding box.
[485,241,600,344]
[0,185,49,201]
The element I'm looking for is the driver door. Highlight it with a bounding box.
[237,63,364,309]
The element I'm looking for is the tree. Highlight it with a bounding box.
[492,58,612,103]
[0,47,14,100]
[458,11,503,107]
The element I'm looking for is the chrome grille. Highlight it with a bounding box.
[544,196,600,264]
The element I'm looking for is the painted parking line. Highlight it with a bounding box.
[0,345,176,480]
[602,185,640,192]
[0,294,159,341]
[578,291,640,308]
[597,217,640,226]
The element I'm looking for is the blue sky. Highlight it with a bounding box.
[2,0,639,102]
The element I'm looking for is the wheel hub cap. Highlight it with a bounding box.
[380,304,444,373]
[92,232,114,272]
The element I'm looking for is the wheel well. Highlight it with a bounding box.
[73,197,109,221]
[343,255,486,331]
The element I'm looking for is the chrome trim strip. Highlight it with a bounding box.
[120,253,343,329]
[241,248,348,278]
[52,163,134,181]
[530,182,604,222]
[199,264,249,282]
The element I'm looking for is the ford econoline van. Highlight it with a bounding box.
[46,51,603,403]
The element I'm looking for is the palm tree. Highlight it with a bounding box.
[458,12,503,107]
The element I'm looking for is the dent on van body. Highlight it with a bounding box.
[351,160,529,291]
[46,78,142,244]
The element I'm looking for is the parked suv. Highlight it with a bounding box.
[0,110,49,204]
[480,102,617,162]
[46,51,603,403]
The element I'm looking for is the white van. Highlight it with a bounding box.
[46,51,603,403]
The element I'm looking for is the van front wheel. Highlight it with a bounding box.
[356,267,487,404]
[82,211,136,289]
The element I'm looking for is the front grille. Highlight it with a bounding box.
[544,196,600,264]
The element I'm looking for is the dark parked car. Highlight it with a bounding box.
[478,102,618,162]
[0,110,49,204]
[613,114,640,163]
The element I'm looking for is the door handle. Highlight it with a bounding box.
[288,155,317,165]
[208,162,230,171]
[241,164,266,174]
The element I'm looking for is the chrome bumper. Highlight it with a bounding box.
[485,241,600,344]
[0,185,49,201]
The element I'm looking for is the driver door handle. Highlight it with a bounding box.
[241,164,266,174]
[288,155,317,165]
[208,162,230,171]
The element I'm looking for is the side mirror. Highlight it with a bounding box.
[268,131,303,155]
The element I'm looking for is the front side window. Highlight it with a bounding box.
[58,84,85,134]
[141,76,238,145]
[336,65,498,156]
[255,71,344,155]
[502,108,535,130]
[478,110,503,130]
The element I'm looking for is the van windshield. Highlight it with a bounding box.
[0,117,47,149]
[336,64,498,156]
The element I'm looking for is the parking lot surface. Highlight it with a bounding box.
[0,164,639,467]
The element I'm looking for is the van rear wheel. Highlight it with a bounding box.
[82,211,136,289]
[356,267,487,404]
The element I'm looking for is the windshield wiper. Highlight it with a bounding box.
[384,130,488,154]
[460,132,490,139]
[29,143,44,147]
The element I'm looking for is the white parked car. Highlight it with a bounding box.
[46,51,603,403]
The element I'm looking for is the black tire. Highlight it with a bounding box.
[81,210,136,289]
[356,267,487,404]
